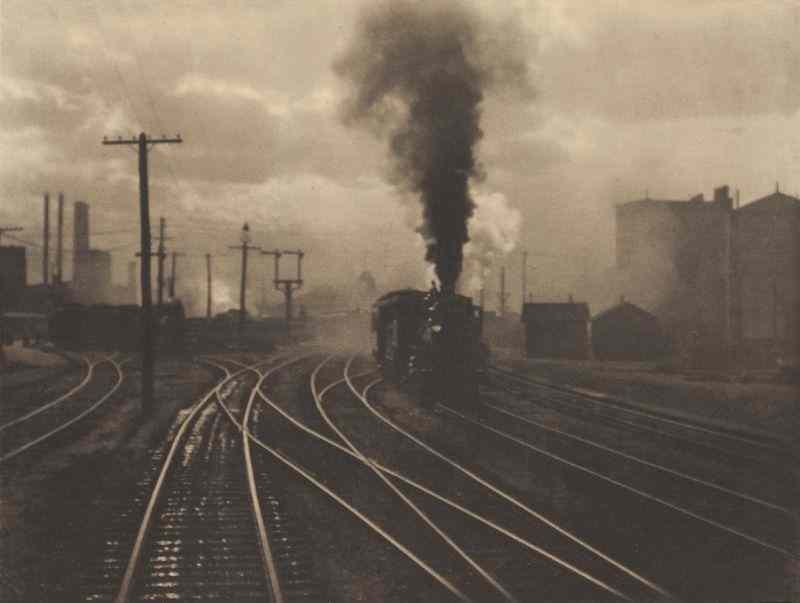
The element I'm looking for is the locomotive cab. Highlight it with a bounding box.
[372,287,485,409]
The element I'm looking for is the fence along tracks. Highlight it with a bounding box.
[0,354,127,464]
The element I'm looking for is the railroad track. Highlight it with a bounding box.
[231,354,471,602]
[337,357,674,602]
[232,353,670,601]
[102,356,287,603]
[487,366,790,465]
[0,352,85,397]
[0,353,127,465]
[424,368,798,601]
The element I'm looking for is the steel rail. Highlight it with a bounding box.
[0,354,126,464]
[215,357,471,603]
[249,363,631,600]
[353,378,674,600]
[317,356,518,603]
[441,404,797,560]
[0,354,96,433]
[487,371,777,466]
[488,367,788,453]
[113,357,273,603]
[483,402,795,517]
[241,356,313,603]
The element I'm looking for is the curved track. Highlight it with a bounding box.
[227,354,471,602]
[0,354,127,464]
[387,362,796,601]
[342,360,673,602]
[234,354,666,601]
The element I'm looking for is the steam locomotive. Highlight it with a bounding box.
[372,286,486,407]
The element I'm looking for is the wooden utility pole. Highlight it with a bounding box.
[102,132,182,413]
[521,250,527,312]
[55,192,64,284]
[230,223,257,331]
[42,192,50,285]
[205,253,212,319]
[168,251,184,299]
[156,217,168,306]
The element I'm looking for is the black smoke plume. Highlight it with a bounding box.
[335,1,530,294]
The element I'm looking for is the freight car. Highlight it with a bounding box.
[49,302,185,351]
[372,287,485,407]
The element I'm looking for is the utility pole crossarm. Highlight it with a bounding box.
[102,135,183,145]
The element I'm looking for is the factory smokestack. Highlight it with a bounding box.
[42,192,50,286]
[336,1,530,294]
[73,201,90,291]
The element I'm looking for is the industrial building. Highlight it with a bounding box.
[616,185,800,365]
[734,189,800,363]
[0,246,27,310]
[616,186,733,359]
[71,201,112,304]
[521,301,590,360]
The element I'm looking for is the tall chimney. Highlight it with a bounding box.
[42,192,50,285]
[56,192,64,284]
[73,201,90,291]
[714,185,732,211]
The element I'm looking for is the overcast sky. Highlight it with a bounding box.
[1,0,798,313]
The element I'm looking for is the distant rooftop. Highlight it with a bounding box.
[739,190,800,213]
[619,186,800,213]
[617,195,722,211]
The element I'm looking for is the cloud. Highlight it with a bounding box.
[536,1,800,121]
[1,0,799,313]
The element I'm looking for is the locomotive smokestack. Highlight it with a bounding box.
[336,1,530,294]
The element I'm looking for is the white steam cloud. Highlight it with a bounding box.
[463,190,521,295]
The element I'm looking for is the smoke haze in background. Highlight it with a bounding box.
[2,2,798,317]
[335,1,531,293]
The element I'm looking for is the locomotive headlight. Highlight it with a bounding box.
[431,324,443,333]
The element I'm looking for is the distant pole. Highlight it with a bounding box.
[157,217,166,306]
[206,253,212,319]
[168,251,184,299]
[169,251,176,299]
[263,249,304,335]
[521,250,527,312]
[55,193,64,284]
[229,223,255,331]
[42,192,50,285]
[498,266,508,317]
[103,132,183,414]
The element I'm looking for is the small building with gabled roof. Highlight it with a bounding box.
[521,301,590,359]
[592,298,668,361]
